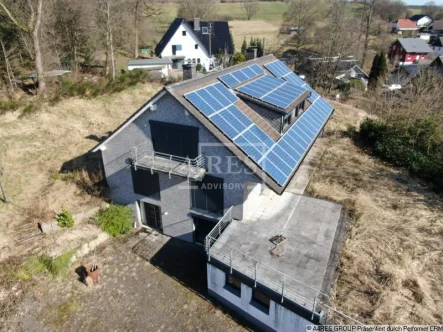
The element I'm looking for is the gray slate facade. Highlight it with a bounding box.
[100,92,260,242]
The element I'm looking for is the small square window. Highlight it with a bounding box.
[225,274,241,297]
[202,27,209,34]
[182,31,186,36]
[250,288,270,314]
[195,44,198,50]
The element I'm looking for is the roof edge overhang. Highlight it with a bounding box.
[236,90,310,114]
[91,89,167,153]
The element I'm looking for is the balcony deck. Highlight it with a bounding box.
[132,144,206,181]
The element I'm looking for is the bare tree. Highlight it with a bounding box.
[282,0,322,51]
[357,0,380,69]
[177,0,216,20]
[424,1,443,19]
[95,0,126,78]
[241,0,259,21]
[0,0,46,96]
[131,0,161,58]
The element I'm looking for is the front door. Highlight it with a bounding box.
[141,202,162,231]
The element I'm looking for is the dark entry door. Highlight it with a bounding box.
[193,216,217,245]
[142,202,162,231]
[150,121,199,159]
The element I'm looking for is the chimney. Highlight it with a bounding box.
[194,18,200,31]
[246,47,258,60]
[182,63,197,80]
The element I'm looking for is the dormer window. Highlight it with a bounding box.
[202,27,209,34]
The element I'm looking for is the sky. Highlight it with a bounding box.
[404,0,443,5]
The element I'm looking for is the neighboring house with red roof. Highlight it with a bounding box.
[390,19,418,35]
[388,38,433,65]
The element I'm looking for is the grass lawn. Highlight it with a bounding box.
[216,2,288,23]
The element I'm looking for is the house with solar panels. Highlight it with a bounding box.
[92,55,346,330]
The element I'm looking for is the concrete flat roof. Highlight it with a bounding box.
[210,190,343,307]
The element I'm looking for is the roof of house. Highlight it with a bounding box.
[128,58,173,66]
[430,37,443,48]
[396,38,433,53]
[154,18,233,57]
[409,14,432,22]
[393,19,418,29]
[189,20,233,55]
[431,55,443,68]
[432,20,443,31]
[93,55,334,194]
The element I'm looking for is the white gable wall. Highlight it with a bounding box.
[160,22,212,70]
[417,16,432,28]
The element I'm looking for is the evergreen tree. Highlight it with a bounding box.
[368,53,381,90]
[230,31,235,53]
[241,37,247,54]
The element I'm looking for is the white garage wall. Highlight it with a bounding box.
[207,264,312,332]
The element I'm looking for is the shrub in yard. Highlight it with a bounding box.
[56,207,75,228]
[196,63,202,71]
[358,118,443,192]
[15,251,75,280]
[95,204,132,236]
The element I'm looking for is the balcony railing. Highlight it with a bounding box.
[131,142,206,181]
[204,206,233,254]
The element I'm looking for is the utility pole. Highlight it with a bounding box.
[208,22,213,68]
[0,169,7,203]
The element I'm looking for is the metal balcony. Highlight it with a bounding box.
[131,143,206,181]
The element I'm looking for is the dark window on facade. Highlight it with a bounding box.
[191,175,224,214]
[192,58,196,63]
[131,167,160,199]
[202,27,209,34]
[193,216,216,245]
[195,44,198,49]
[197,58,201,64]
[251,288,270,314]
[225,274,241,297]
[150,121,199,159]
[182,31,186,36]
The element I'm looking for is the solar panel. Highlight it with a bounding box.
[184,71,334,188]
[218,64,265,88]
[256,97,334,185]
[264,60,291,78]
[236,75,308,109]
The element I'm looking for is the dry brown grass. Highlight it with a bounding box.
[307,102,443,324]
[0,83,163,261]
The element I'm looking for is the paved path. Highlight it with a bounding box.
[4,232,247,332]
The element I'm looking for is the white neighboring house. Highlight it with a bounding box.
[128,58,172,78]
[155,18,233,71]
[410,14,433,29]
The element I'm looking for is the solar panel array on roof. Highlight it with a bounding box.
[184,78,334,187]
[265,60,318,103]
[236,75,308,109]
[184,82,274,163]
[257,97,333,185]
[218,64,264,88]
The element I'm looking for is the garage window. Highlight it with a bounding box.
[131,167,160,199]
[225,274,241,297]
[251,288,270,314]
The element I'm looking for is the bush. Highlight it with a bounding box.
[0,99,21,113]
[359,118,443,192]
[196,63,202,72]
[16,251,75,280]
[56,208,75,228]
[95,204,132,236]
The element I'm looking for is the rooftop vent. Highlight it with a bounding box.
[246,47,258,60]
[183,63,197,80]
[194,18,200,31]
[269,234,286,245]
